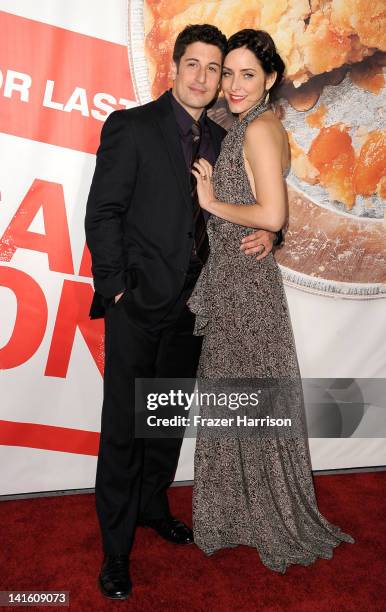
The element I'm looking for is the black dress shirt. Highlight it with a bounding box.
[168,89,216,170]
[168,90,215,271]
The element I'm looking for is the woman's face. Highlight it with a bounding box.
[221,46,276,118]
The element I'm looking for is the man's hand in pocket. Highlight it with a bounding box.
[114,292,124,304]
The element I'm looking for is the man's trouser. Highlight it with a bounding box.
[95,272,202,554]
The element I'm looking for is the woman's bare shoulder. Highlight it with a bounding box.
[245,111,289,169]
[245,110,284,139]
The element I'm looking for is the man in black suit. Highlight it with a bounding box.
[85,24,278,599]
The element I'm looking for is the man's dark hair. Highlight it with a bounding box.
[173,24,228,66]
[227,29,285,99]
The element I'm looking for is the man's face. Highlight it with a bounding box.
[171,41,222,117]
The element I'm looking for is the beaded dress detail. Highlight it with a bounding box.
[187,101,354,573]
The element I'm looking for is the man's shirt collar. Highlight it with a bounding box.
[168,89,207,137]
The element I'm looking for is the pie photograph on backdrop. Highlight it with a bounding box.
[129,0,385,298]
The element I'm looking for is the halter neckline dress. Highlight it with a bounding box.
[187,100,354,573]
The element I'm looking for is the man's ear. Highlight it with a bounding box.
[170,61,178,81]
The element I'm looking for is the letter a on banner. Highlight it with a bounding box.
[0,179,74,273]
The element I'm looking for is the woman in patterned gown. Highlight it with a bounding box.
[188,29,354,573]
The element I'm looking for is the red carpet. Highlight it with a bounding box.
[1,472,385,611]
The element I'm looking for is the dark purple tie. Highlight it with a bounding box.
[191,121,209,265]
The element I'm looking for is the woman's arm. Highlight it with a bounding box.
[192,119,288,233]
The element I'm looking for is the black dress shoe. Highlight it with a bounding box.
[138,517,194,545]
[98,554,132,600]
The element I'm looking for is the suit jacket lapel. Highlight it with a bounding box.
[154,92,191,209]
[207,120,224,161]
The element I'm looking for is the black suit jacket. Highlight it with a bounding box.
[85,91,226,327]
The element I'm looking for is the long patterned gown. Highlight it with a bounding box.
[187,101,354,573]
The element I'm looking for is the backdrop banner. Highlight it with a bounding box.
[0,0,385,495]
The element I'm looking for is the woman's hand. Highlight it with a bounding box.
[191,158,216,211]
